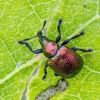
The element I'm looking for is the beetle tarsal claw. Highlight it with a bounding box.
[42,75,46,80]
[87,48,93,52]
[58,18,62,24]
[18,40,25,44]
[80,31,84,35]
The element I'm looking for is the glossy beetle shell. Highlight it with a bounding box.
[48,46,84,78]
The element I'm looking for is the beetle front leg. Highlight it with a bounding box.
[42,62,48,80]
[71,47,93,52]
[56,18,62,43]
[18,40,42,54]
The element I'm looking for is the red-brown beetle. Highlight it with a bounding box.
[18,19,93,81]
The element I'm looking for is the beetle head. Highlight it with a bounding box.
[37,31,42,37]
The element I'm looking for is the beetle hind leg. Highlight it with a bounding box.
[42,61,48,80]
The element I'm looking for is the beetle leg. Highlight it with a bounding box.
[42,62,48,80]
[56,18,62,43]
[71,47,79,51]
[71,47,93,52]
[54,72,59,76]
[61,31,84,45]
[18,40,42,54]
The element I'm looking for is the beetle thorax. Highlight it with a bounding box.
[39,36,58,58]
[43,40,58,58]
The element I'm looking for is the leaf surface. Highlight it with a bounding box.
[0,0,100,100]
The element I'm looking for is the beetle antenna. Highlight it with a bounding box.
[22,36,37,41]
[19,20,46,42]
[41,20,46,31]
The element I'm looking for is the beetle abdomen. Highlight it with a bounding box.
[48,46,84,78]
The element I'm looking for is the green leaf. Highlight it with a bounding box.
[0,0,100,100]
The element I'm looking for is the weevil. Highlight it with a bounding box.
[18,19,93,81]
